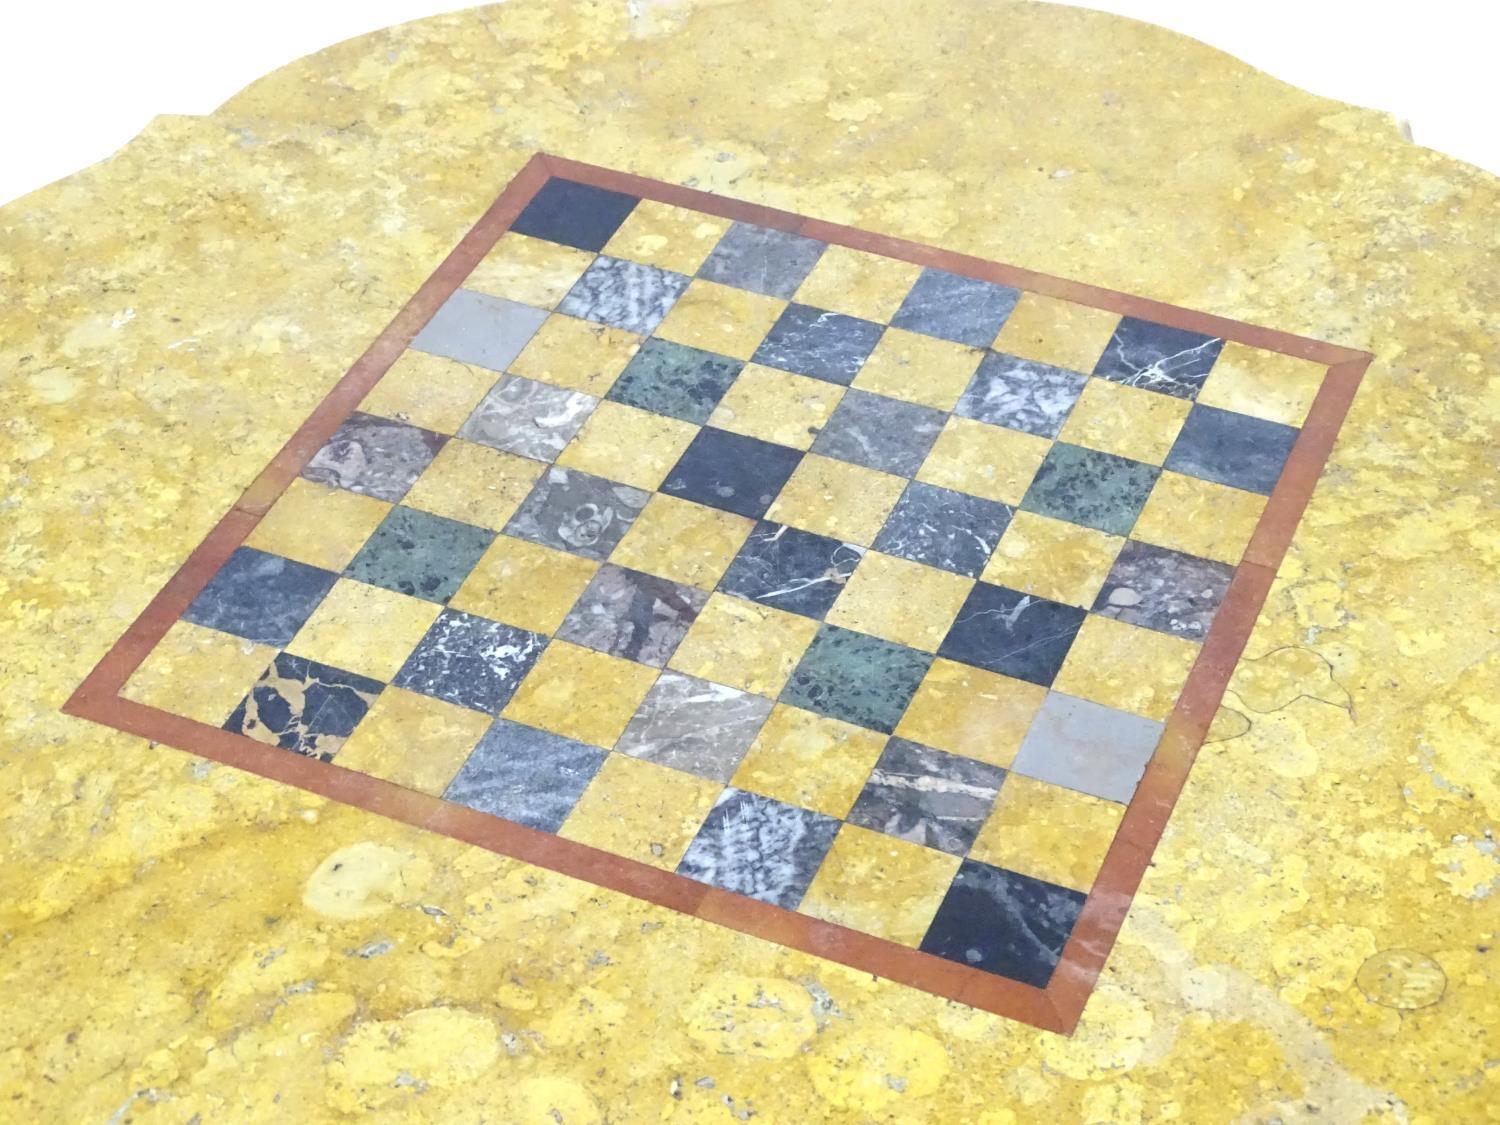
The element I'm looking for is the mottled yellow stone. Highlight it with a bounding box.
[896,658,1046,767]
[449,534,599,633]
[508,313,642,395]
[601,200,731,274]
[501,640,658,748]
[1132,469,1266,565]
[708,363,845,449]
[654,278,786,359]
[991,292,1120,373]
[1053,615,1200,721]
[852,327,985,410]
[732,704,887,817]
[918,416,1052,504]
[970,774,1125,892]
[766,453,907,545]
[1198,341,1328,426]
[559,753,722,869]
[982,510,1123,606]
[555,399,698,490]
[608,493,753,590]
[286,579,441,681]
[333,687,491,794]
[121,619,275,724]
[1058,376,1191,464]
[793,245,923,322]
[358,349,498,434]
[825,551,973,651]
[465,231,595,308]
[400,438,542,529]
[799,824,960,945]
[245,477,392,572]
[668,593,819,696]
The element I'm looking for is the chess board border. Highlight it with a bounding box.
[63,152,1373,1036]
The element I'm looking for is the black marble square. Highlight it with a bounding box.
[918,860,1086,987]
[393,609,546,713]
[955,352,1088,438]
[1092,539,1235,642]
[443,718,607,831]
[225,652,382,760]
[557,255,691,335]
[344,506,495,604]
[556,563,709,667]
[1092,317,1225,400]
[750,303,885,385]
[509,176,639,252]
[183,546,337,647]
[505,467,650,560]
[606,337,743,424]
[780,624,934,734]
[1020,442,1159,537]
[938,581,1086,686]
[717,520,865,619]
[890,268,1020,347]
[696,222,826,299]
[846,738,1005,855]
[302,411,447,503]
[809,388,945,477]
[1164,403,1299,495]
[660,427,804,520]
[873,481,1012,578]
[677,787,841,909]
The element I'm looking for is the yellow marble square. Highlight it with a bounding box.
[825,551,973,652]
[1196,340,1327,426]
[1132,470,1266,565]
[1052,614,1200,722]
[400,438,543,530]
[601,200,732,275]
[668,593,819,697]
[609,493,754,590]
[851,327,985,411]
[793,245,923,323]
[731,704,887,818]
[465,232,596,308]
[654,279,787,360]
[765,454,907,546]
[1057,376,1191,464]
[555,400,699,491]
[991,292,1120,373]
[122,620,277,725]
[359,349,500,435]
[559,753,723,870]
[894,658,1046,768]
[917,416,1052,504]
[333,686,491,794]
[450,535,599,634]
[286,579,442,682]
[501,640,658,748]
[708,363,845,450]
[981,510,1124,607]
[245,478,391,573]
[798,824,961,946]
[969,774,1124,893]
[507,313,643,396]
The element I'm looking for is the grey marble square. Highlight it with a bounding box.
[504,467,650,560]
[890,269,1020,347]
[556,564,709,667]
[1009,691,1162,804]
[411,288,549,373]
[1092,539,1235,641]
[873,481,1012,578]
[557,255,691,334]
[302,410,447,503]
[676,787,840,908]
[1092,317,1225,400]
[615,671,775,782]
[443,719,607,832]
[697,222,826,299]
[750,304,885,385]
[847,738,1005,856]
[457,374,597,462]
[809,388,946,477]
[956,352,1089,438]
[394,609,545,714]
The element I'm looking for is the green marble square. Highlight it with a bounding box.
[780,624,933,734]
[344,505,495,604]
[1019,442,1159,537]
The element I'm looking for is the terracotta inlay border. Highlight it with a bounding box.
[63,152,1373,1036]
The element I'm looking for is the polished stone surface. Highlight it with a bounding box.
[717,520,863,619]
[677,787,841,908]
[555,563,708,667]
[504,467,650,560]
[809,387,946,476]
[846,737,1006,855]
[393,609,546,714]
[614,670,774,781]
[457,374,597,462]
[302,411,447,502]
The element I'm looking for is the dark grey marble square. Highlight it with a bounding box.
[780,624,933,734]
[696,223,826,299]
[750,304,885,385]
[183,546,337,646]
[809,388,945,477]
[846,738,1005,856]
[302,411,447,503]
[1164,404,1298,495]
[509,177,639,252]
[458,375,597,462]
[938,582,1086,687]
[1010,690,1162,804]
[615,671,775,782]
[226,652,382,761]
[955,352,1089,438]
[676,787,840,908]
[660,427,804,520]
[606,337,743,424]
[504,467,650,560]
[344,506,495,604]
[410,288,549,373]
[557,255,691,335]
[873,481,1012,578]
[1092,317,1225,400]
[556,564,709,668]
[393,609,546,714]
[717,520,864,619]
[890,268,1020,347]
[1019,442,1159,537]
[443,718,607,831]
[1092,539,1235,642]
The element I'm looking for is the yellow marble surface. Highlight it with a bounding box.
[2,0,1497,1120]
[731,703,889,818]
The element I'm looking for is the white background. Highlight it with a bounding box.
[1,1,1496,206]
